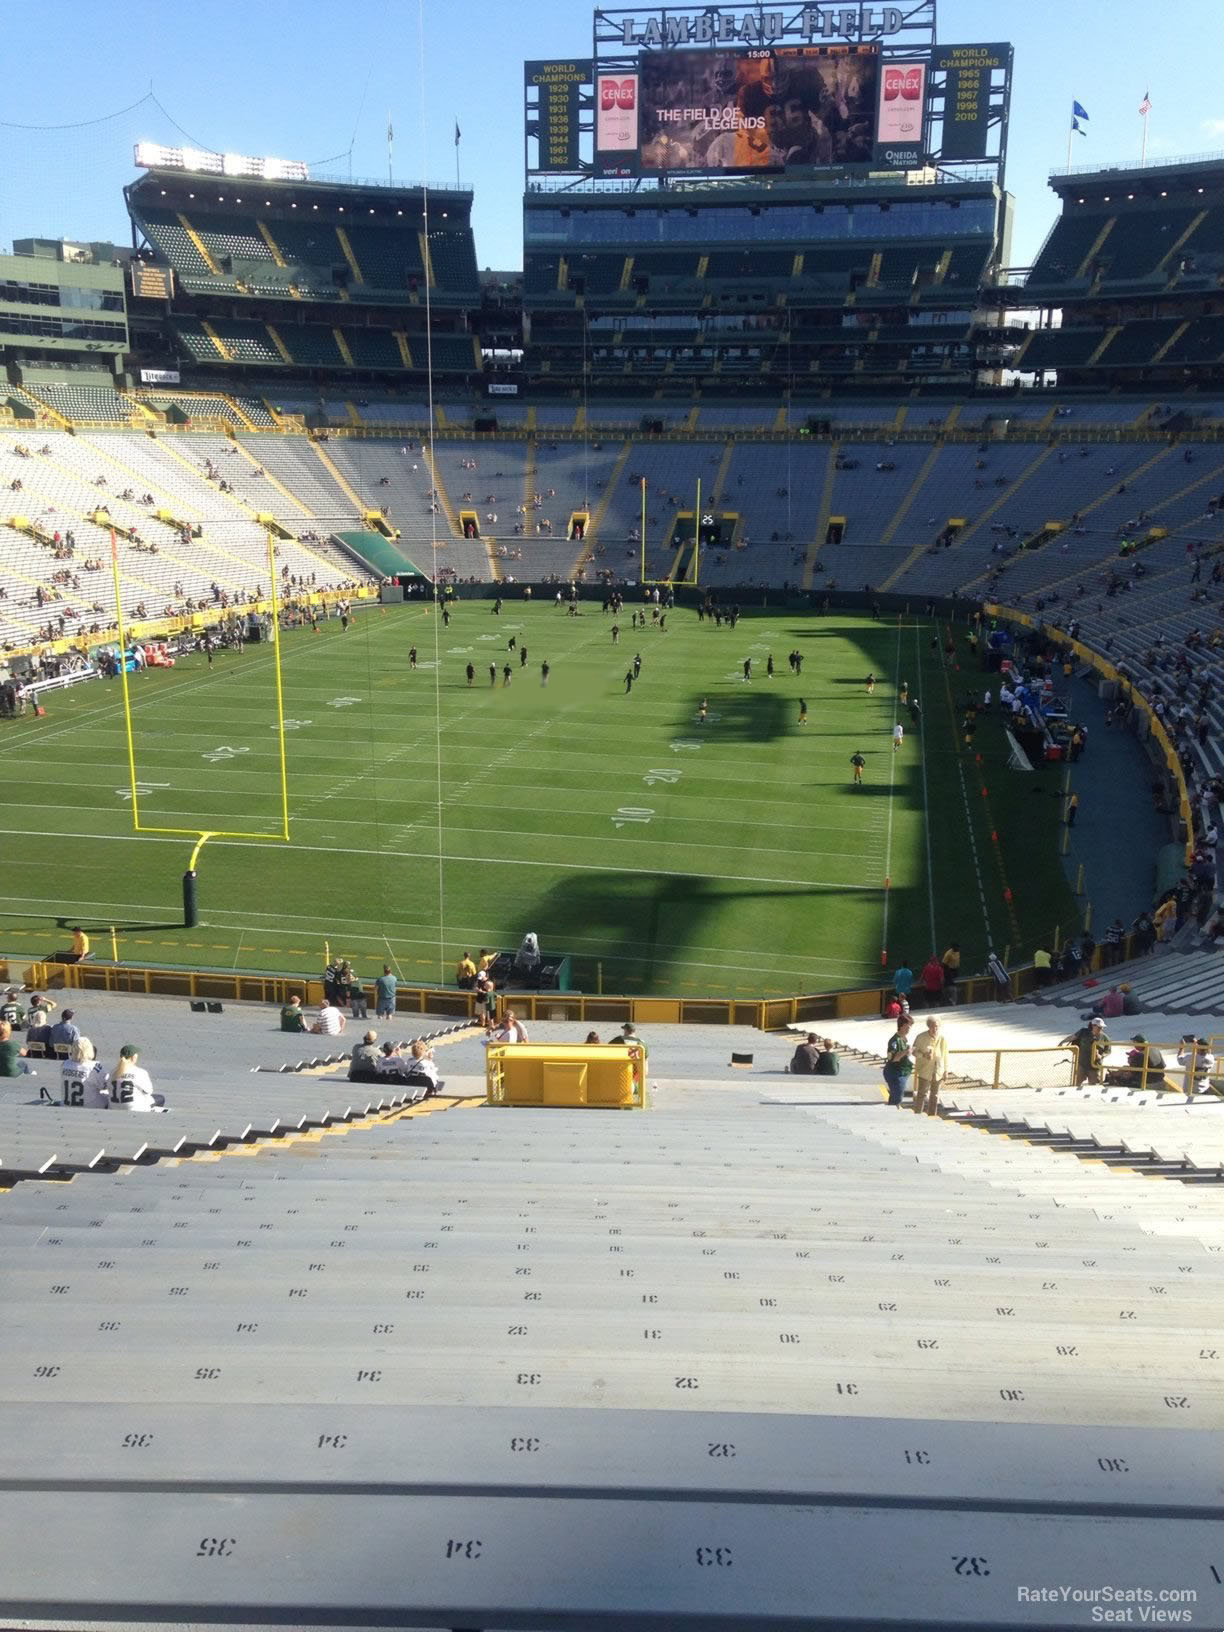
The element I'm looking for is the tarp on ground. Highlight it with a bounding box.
[333,531,427,578]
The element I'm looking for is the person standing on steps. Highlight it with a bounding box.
[911,1016,947,1116]
[883,1015,914,1107]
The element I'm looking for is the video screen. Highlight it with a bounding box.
[638,46,877,173]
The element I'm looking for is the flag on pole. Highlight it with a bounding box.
[387,117,394,143]
[454,120,462,146]
[1072,117,1087,136]
[1072,100,1089,121]
[1138,90,1152,115]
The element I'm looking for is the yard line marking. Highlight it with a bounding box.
[0,824,878,892]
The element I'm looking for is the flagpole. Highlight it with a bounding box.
[1066,117,1073,174]
[387,112,393,187]
[455,121,461,188]
[1140,108,1149,166]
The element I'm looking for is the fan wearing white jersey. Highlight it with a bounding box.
[60,1038,110,1109]
[106,1043,162,1112]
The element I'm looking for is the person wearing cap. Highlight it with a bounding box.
[106,1044,161,1112]
[610,1020,647,1061]
[348,1030,382,1081]
[1110,1034,1166,1090]
[47,1008,81,1054]
[1061,1016,1110,1085]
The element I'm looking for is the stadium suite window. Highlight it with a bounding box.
[526,197,997,247]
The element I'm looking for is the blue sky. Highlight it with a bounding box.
[2,0,1221,270]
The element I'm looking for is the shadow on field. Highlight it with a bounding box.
[687,690,791,744]
[523,867,863,992]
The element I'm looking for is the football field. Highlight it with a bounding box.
[0,602,1080,997]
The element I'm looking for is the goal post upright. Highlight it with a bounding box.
[109,523,293,929]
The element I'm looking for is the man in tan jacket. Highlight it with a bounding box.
[911,1015,948,1115]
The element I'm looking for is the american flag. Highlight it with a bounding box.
[1139,91,1152,115]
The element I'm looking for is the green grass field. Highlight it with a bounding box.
[0,603,1081,996]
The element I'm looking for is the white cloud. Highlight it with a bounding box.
[1201,117,1224,138]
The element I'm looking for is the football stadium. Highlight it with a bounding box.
[1,1,1223,1626]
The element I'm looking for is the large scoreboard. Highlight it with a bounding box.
[524,3,1011,185]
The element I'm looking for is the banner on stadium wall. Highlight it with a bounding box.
[873,59,925,168]
[488,382,520,395]
[140,369,181,385]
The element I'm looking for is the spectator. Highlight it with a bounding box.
[490,1009,529,1044]
[311,999,346,1036]
[1032,945,1052,986]
[1062,1015,1110,1086]
[0,1019,32,1077]
[892,959,914,1001]
[374,965,398,1019]
[348,1030,382,1079]
[404,1040,440,1092]
[477,948,495,975]
[375,1041,408,1075]
[918,954,944,1007]
[0,988,25,1028]
[456,951,477,989]
[882,1015,913,1106]
[609,1019,647,1061]
[1109,1034,1166,1090]
[1178,1035,1215,1097]
[106,1044,162,1111]
[280,995,307,1033]
[1102,918,1125,966]
[474,967,497,1028]
[790,1032,823,1073]
[48,1008,81,1054]
[344,963,368,1020]
[911,1016,948,1116]
[59,1038,109,1107]
[986,951,1011,1001]
[814,1038,840,1075]
[1098,986,1125,1019]
[323,958,346,1006]
[54,925,91,965]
